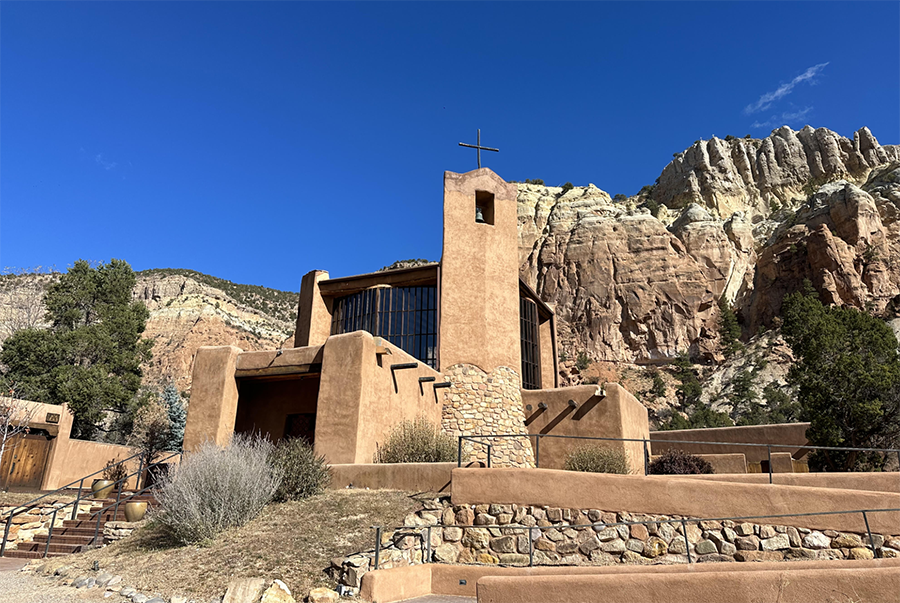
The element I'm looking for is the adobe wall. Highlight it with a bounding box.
[360,559,900,602]
[441,364,534,468]
[439,168,521,374]
[474,562,900,603]
[317,332,444,464]
[669,471,900,493]
[44,439,138,491]
[183,345,242,451]
[450,468,900,533]
[650,423,811,464]
[294,269,331,348]
[1,399,140,491]
[521,384,649,473]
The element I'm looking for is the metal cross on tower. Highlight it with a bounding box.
[458,129,499,169]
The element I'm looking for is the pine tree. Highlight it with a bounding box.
[162,382,186,451]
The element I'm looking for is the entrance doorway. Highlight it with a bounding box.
[1,433,51,490]
[234,374,320,444]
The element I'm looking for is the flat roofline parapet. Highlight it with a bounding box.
[235,345,325,377]
[318,264,439,297]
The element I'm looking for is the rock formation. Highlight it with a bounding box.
[520,127,900,369]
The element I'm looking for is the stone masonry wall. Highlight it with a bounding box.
[333,495,900,595]
[441,364,534,468]
[0,501,98,551]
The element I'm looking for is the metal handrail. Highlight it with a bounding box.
[457,434,900,484]
[1,450,181,558]
[372,506,900,569]
[0,450,144,520]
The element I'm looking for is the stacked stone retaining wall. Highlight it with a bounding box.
[0,502,97,551]
[333,496,900,595]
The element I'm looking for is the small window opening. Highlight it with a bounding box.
[475,190,495,225]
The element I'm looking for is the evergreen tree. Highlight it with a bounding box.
[0,259,152,438]
[718,297,743,358]
[781,283,900,470]
[162,382,187,451]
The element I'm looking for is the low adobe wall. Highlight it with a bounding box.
[328,463,456,493]
[521,384,648,474]
[44,439,138,491]
[475,559,900,603]
[449,468,900,533]
[666,472,900,494]
[359,559,900,602]
[649,423,810,464]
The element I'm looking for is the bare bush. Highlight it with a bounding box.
[155,435,281,544]
[373,416,456,463]
[269,437,330,502]
[648,448,714,475]
[564,446,630,474]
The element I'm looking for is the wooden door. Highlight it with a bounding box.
[0,434,51,490]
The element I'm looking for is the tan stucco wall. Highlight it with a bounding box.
[474,561,900,603]
[315,332,444,464]
[294,270,331,348]
[439,169,520,374]
[449,467,900,533]
[521,384,649,473]
[0,399,139,491]
[650,423,810,464]
[44,438,138,491]
[328,462,457,492]
[360,559,900,602]
[665,471,900,493]
[183,345,242,451]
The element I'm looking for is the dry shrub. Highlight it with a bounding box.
[270,437,331,502]
[156,434,281,544]
[564,446,630,474]
[648,448,714,475]
[373,417,456,463]
[102,458,128,483]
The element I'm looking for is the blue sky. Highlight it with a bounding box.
[2,2,898,292]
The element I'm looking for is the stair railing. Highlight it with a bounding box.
[1,449,181,558]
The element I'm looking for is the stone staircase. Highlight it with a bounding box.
[3,494,157,559]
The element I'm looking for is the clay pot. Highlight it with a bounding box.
[123,501,148,522]
[91,479,115,500]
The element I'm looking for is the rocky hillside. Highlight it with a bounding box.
[3,125,898,418]
[519,126,900,370]
[0,269,297,393]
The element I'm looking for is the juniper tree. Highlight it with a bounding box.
[0,259,152,438]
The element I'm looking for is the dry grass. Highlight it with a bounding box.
[37,489,424,600]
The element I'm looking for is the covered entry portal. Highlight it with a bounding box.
[234,373,321,444]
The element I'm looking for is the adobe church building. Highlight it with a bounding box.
[182,168,649,469]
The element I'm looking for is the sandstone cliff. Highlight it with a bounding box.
[519,127,900,372]
[0,270,296,394]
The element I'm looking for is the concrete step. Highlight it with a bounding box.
[12,541,82,554]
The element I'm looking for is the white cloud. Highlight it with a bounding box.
[95,153,117,170]
[744,63,829,114]
[751,106,813,130]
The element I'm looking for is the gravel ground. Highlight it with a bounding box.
[0,565,108,603]
[0,572,90,603]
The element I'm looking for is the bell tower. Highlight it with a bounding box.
[438,168,521,373]
[438,168,534,468]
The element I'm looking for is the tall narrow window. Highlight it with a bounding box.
[475,190,495,225]
[520,297,541,390]
[331,286,437,368]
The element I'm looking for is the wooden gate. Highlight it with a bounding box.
[0,434,51,490]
